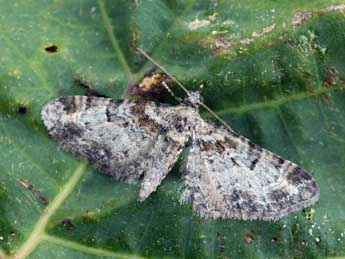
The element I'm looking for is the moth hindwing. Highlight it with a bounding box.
[41,94,319,220]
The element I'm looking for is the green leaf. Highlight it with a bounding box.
[1,1,345,259]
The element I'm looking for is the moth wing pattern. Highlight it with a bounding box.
[41,96,191,199]
[180,119,319,220]
[138,128,189,201]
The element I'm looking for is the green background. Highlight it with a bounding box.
[0,1,345,258]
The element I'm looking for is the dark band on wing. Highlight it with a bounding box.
[59,96,78,114]
[58,122,84,141]
[130,103,161,132]
[199,138,237,154]
[250,158,259,170]
[287,167,313,184]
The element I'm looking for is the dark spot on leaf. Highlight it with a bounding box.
[45,44,58,53]
[16,106,28,115]
[60,218,75,230]
[38,194,49,206]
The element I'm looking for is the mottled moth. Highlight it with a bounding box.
[41,49,319,220]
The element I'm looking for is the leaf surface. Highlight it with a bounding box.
[1,1,345,259]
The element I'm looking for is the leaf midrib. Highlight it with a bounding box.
[10,163,87,259]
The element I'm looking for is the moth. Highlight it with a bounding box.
[41,50,319,221]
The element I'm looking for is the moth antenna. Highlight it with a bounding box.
[199,103,233,132]
[136,47,233,132]
[162,81,183,102]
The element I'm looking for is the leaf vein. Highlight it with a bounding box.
[98,0,133,81]
[43,234,150,259]
[11,163,87,259]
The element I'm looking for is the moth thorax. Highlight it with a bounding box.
[184,91,203,108]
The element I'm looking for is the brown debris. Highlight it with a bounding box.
[60,218,75,230]
[213,34,234,54]
[18,178,33,190]
[321,94,333,106]
[323,67,339,88]
[292,11,312,26]
[243,230,254,244]
[44,44,58,53]
[292,4,345,26]
[18,178,49,206]
[321,4,345,13]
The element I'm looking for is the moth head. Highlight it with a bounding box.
[184,91,203,108]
